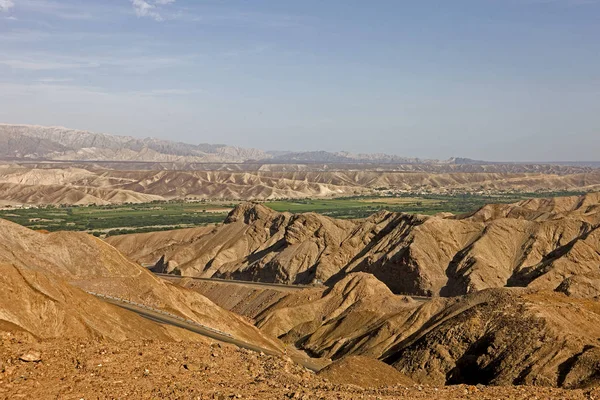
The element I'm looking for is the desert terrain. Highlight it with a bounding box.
[1,163,599,205]
[109,193,600,298]
[2,0,599,394]
[2,192,600,398]
[6,337,600,399]
[2,125,600,398]
[2,216,600,398]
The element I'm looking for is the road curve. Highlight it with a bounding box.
[94,295,324,372]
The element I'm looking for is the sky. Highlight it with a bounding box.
[0,0,599,161]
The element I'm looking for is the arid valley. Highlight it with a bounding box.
[3,0,600,397]
[0,125,599,399]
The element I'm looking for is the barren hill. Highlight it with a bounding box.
[0,262,201,341]
[109,192,600,298]
[0,218,281,351]
[388,288,600,388]
[2,202,600,392]
[1,162,600,205]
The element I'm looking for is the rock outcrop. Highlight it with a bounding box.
[388,289,600,389]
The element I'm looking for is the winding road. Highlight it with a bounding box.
[90,273,432,373]
[90,292,325,372]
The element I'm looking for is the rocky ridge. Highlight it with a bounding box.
[109,192,600,299]
[0,124,267,163]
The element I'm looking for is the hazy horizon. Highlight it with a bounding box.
[1,1,599,162]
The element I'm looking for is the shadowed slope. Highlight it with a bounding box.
[184,271,600,389]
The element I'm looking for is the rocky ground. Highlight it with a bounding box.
[1,334,599,400]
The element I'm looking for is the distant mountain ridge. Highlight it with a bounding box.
[0,123,461,164]
[266,150,442,164]
[2,124,598,166]
[0,124,268,163]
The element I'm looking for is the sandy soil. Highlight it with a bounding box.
[1,334,598,400]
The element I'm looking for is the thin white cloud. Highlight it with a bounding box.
[131,0,159,20]
[0,0,14,12]
[0,59,98,71]
[182,11,314,30]
[130,0,178,22]
[0,52,192,73]
[220,44,272,58]
[131,0,161,21]
[0,29,156,44]
[0,81,202,101]
[139,88,203,96]
[0,82,113,98]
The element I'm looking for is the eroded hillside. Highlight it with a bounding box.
[110,193,600,299]
[0,218,281,351]
[177,272,600,389]
[2,194,600,393]
[0,262,202,342]
[1,163,600,204]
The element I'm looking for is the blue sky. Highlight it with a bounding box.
[0,0,599,161]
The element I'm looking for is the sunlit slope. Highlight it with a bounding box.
[0,218,282,351]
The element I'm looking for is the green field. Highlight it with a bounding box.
[0,202,233,236]
[263,192,586,218]
[0,191,586,236]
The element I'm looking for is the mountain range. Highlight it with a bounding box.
[108,193,600,299]
[0,123,542,165]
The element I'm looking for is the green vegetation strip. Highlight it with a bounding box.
[0,201,233,236]
[263,192,587,218]
[0,192,586,236]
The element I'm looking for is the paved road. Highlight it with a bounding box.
[409,295,434,302]
[154,273,316,293]
[96,295,325,372]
